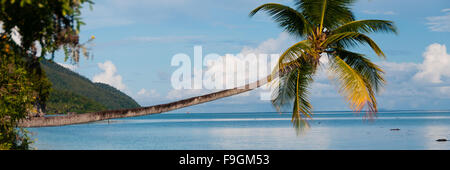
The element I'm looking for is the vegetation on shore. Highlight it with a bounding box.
[1,0,93,150]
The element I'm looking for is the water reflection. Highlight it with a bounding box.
[207,127,331,150]
[28,111,450,150]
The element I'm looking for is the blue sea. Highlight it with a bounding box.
[27,111,450,150]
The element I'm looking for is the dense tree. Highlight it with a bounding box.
[0,36,34,149]
[0,0,93,149]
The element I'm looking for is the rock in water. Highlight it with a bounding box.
[436,139,447,142]
[390,128,400,131]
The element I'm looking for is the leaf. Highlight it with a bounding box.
[332,49,385,92]
[295,0,356,29]
[250,3,312,38]
[329,56,373,111]
[271,60,314,131]
[271,40,312,79]
[332,19,397,34]
[323,32,386,58]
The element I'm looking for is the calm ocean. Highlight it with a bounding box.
[27,111,450,150]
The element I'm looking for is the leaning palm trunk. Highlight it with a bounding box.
[19,75,273,127]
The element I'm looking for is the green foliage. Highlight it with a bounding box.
[271,59,314,133]
[250,3,312,38]
[41,59,141,114]
[295,0,355,30]
[0,0,93,149]
[45,89,107,114]
[0,0,94,61]
[331,20,397,35]
[92,82,141,109]
[0,37,34,150]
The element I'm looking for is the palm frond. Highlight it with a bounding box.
[328,50,384,116]
[328,56,374,111]
[292,96,311,134]
[331,49,385,92]
[271,40,312,79]
[332,19,397,34]
[270,71,297,112]
[271,61,314,130]
[319,0,328,32]
[295,0,355,30]
[323,32,386,58]
[249,3,312,38]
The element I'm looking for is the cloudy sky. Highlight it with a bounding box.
[52,0,450,112]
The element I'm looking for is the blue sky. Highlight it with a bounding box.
[53,0,450,112]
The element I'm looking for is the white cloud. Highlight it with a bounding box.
[426,9,450,32]
[133,88,164,106]
[57,62,78,71]
[92,60,127,91]
[137,88,159,97]
[207,32,295,88]
[361,43,450,109]
[137,88,147,95]
[414,43,450,83]
[167,32,295,100]
[240,32,294,55]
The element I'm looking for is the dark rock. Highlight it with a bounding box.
[390,128,400,131]
[436,139,448,142]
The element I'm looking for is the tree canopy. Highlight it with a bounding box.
[0,0,93,150]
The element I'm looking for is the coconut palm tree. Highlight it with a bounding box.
[249,0,396,129]
[19,0,396,128]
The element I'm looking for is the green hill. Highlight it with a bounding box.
[40,60,141,114]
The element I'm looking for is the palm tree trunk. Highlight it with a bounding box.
[19,75,272,127]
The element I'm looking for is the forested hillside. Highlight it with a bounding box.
[41,60,140,114]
